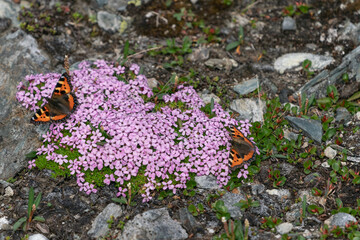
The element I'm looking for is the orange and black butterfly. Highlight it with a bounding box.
[229,126,255,169]
[31,72,77,124]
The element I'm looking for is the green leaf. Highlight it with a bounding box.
[13,217,27,231]
[34,191,42,208]
[25,151,37,159]
[226,41,240,51]
[28,187,35,218]
[112,197,127,204]
[33,215,45,222]
[123,40,129,59]
[348,91,360,102]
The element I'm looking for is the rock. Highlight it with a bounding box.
[0,0,20,27]
[274,53,334,74]
[266,189,291,201]
[338,21,360,45]
[355,112,360,121]
[251,183,265,195]
[282,17,296,31]
[42,34,76,64]
[285,116,323,143]
[94,0,108,8]
[97,11,121,33]
[229,98,266,122]
[233,77,259,95]
[335,107,351,122]
[324,212,357,229]
[304,172,321,184]
[296,45,360,99]
[324,146,337,159]
[276,222,293,234]
[220,192,246,219]
[87,203,123,239]
[147,78,159,89]
[0,17,11,33]
[4,186,14,197]
[205,58,238,73]
[28,234,49,240]
[187,47,210,62]
[195,175,220,190]
[119,208,188,240]
[0,30,51,180]
[279,163,295,176]
[283,129,299,141]
[285,203,301,222]
[251,63,275,72]
[0,216,11,230]
[199,93,220,105]
[179,208,202,235]
[105,0,128,11]
[347,156,360,163]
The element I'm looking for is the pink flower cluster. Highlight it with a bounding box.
[17,60,255,201]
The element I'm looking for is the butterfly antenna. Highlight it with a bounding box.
[64,55,70,75]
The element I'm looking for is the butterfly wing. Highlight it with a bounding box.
[229,126,255,169]
[30,72,77,124]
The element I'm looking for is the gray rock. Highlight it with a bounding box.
[266,189,291,200]
[251,183,265,195]
[0,30,51,180]
[97,11,121,32]
[147,78,159,89]
[229,98,266,122]
[233,77,259,95]
[251,63,275,72]
[283,129,299,141]
[195,175,220,190]
[94,0,108,8]
[324,212,357,229]
[199,93,220,105]
[285,116,323,143]
[276,222,293,234]
[304,172,321,184]
[0,17,11,33]
[0,0,20,27]
[42,34,76,64]
[187,47,210,62]
[205,58,238,73]
[28,234,49,240]
[285,203,301,222]
[338,21,360,45]
[179,208,201,235]
[347,156,360,163]
[296,45,360,99]
[335,107,351,122]
[220,192,246,219]
[274,53,334,74]
[282,17,296,31]
[88,203,123,238]
[279,163,295,176]
[119,208,188,240]
[106,0,128,11]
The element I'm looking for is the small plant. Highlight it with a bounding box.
[302,59,315,79]
[307,204,324,215]
[234,197,260,210]
[13,187,45,231]
[188,203,204,216]
[283,3,311,17]
[268,167,286,187]
[112,183,137,206]
[72,12,84,23]
[223,0,233,6]
[260,216,282,230]
[88,15,97,24]
[226,26,244,51]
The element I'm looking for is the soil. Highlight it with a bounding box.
[3,0,360,239]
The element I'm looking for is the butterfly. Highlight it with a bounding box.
[229,126,255,169]
[31,72,77,124]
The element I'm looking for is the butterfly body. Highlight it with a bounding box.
[31,73,77,123]
[229,126,255,169]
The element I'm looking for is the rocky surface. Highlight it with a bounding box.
[0,0,360,239]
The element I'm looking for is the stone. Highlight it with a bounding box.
[0,0,20,27]
[229,98,266,122]
[233,77,259,95]
[276,222,293,234]
[266,189,291,201]
[0,30,51,180]
[28,234,49,240]
[0,17,11,33]
[324,212,357,229]
[87,203,123,238]
[199,93,220,105]
[283,129,299,141]
[97,11,121,33]
[324,146,337,159]
[187,47,210,62]
[147,78,159,89]
[205,58,238,73]
[179,208,202,235]
[195,175,220,190]
[119,208,188,240]
[251,183,265,195]
[274,53,334,74]
[4,186,14,197]
[282,17,296,31]
[0,216,11,230]
[285,116,323,143]
[335,107,351,122]
[220,192,246,219]
[296,45,360,99]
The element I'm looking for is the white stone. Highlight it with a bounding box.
[276,222,293,234]
[28,233,49,240]
[4,186,14,197]
[324,146,337,159]
[0,216,11,230]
